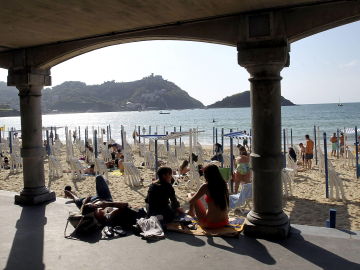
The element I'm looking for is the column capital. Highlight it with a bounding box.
[237,40,290,76]
[7,67,51,90]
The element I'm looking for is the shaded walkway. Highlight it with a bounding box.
[0,190,359,270]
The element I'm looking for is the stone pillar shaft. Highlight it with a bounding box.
[7,67,55,205]
[238,42,290,238]
[250,71,283,214]
[19,85,45,191]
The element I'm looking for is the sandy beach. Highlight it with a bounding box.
[0,142,359,231]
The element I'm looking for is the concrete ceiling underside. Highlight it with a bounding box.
[0,0,324,51]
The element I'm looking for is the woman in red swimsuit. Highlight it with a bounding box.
[187,164,229,229]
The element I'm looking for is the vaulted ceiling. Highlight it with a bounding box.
[0,0,325,52]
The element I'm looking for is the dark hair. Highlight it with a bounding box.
[288,147,297,162]
[90,164,95,168]
[157,167,172,182]
[82,204,95,215]
[191,153,198,163]
[305,134,310,139]
[180,160,189,170]
[203,164,229,210]
[239,146,247,156]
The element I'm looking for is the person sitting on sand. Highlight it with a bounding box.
[288,147,297,162]
[145,167,185,223]
[2,156,10,169]
[117,154,125,173]
[187,164,229,229]
[179,160,190,175]
[211,143,223,163]
[234,146,251,194]
[84,164,95,175]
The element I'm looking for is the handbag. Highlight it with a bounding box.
[64,209,103,238]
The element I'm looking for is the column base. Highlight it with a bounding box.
[243,210,290,239]
[14,186,56,205]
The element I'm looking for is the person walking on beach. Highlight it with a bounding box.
[305,134,314,169]
[330,133,338,157]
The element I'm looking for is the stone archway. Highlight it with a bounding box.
[1,1,360,239]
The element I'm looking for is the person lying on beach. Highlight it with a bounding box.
[187,164,229,229]
[84,164,95,175]
[234,146,251,194]
[64,175,143,233]
[179,160,190,175]
[145,167,185,224]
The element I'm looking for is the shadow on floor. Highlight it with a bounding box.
[277,228,360,270]
[5,204,47,270]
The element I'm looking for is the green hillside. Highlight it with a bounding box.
[0,75,205,113]
[207,91,295,108]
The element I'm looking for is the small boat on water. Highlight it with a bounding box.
[338,98,343,107]
[159,111,170,114]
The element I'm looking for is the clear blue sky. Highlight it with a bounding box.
[0,21,359,106]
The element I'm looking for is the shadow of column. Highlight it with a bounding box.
[278,228,360,269]
[4,205,47,270]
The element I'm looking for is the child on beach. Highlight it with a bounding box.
[299,143,306,165]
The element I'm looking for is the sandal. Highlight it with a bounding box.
[103,226,114,237]
[113,226,126,237]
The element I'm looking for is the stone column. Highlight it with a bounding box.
[238,41,290,238]
[8,67,56,205]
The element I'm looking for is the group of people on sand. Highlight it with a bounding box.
[330,132,345,157]
[83,141,125,175]
[293,134,314,170]
[65,164,230,236]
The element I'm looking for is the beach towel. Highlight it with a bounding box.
[166,216,244,237]
[219,167,231,182]
[229,183,252,209]
[110,170,123,176]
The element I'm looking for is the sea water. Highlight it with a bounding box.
[0,103,359,146]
